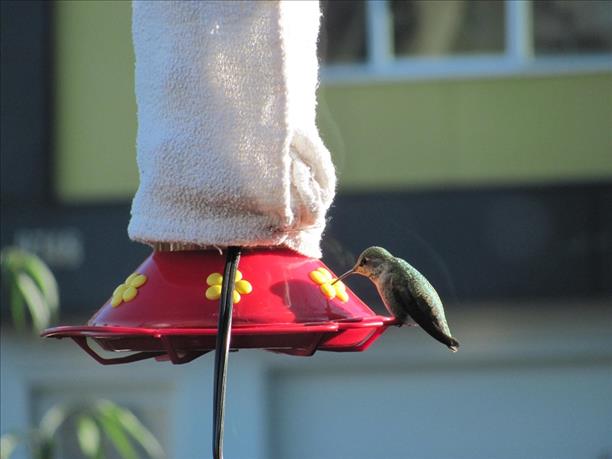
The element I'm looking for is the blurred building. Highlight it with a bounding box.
[2,1,611,458]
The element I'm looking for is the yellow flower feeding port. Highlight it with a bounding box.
[110,273,148,307]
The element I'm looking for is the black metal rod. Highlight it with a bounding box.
[212,246,241,459]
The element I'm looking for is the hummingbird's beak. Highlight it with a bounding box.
[331,269,354,284]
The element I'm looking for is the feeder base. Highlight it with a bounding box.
[42,249,399,364]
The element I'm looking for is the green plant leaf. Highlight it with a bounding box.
[95,406,138,459]
[1,430,54,459]
[77,416,101,459]
[107,405,164,459]
[1,248,59,328]
[9,280,26,332]
[0,247,18,272]
[21,252,59,321]
[34,435,55,459]
[1,433,19,459]
[39,404,70,440]
[15,272,51,332]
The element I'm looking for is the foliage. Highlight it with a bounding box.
[0,400,165,459]
[0,247,59,333]
[0,248,165,458]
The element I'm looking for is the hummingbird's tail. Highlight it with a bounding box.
[409,309,461,353]
[447,337,460,353]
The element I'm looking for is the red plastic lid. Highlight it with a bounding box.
[43,249,397,363]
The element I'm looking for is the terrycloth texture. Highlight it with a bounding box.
[128,1,336,258]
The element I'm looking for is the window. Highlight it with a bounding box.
[319,0,367,64]
[533,0,612,54]
[319,0,612,81]
[391,0,506,57]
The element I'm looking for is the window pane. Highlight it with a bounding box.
[319,0,367,64]
[534,0,612,54]
[391,0,505,57]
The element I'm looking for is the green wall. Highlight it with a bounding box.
[54,1,612,203]
[54,0,137,202]
[318,73,612,190]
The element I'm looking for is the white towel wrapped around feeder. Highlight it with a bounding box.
[128,1,336,258]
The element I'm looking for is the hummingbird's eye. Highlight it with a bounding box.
[360,257,368,266]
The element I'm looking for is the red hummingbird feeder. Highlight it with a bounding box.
[43,248,396,364]
[43,3,402,457]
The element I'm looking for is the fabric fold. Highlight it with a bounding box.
[128,0,335,258]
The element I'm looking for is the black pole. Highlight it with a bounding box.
[212,246,241,459]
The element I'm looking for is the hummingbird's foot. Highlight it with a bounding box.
[391,317,414,328]
[386,316,404,327]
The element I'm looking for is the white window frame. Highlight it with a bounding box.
[321,0,612,84]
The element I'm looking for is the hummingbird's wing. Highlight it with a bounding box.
[389,272,459,351]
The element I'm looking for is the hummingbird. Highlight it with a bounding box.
[335,246,460,352]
